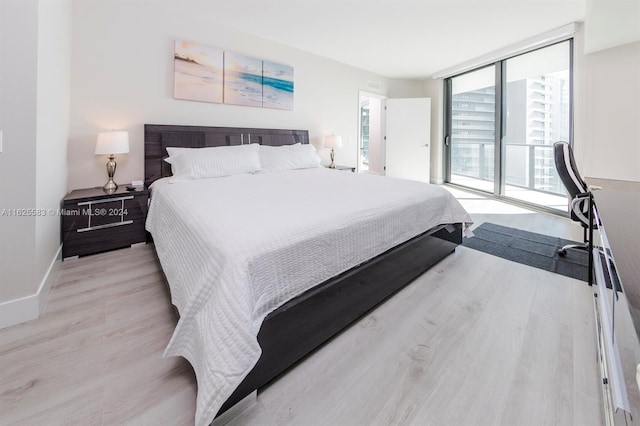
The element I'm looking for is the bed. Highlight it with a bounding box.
[144,124,472,425]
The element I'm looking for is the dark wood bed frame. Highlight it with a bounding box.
[144,124,463,416]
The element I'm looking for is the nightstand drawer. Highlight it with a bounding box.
[63,221,145,258]
[63,195,145,232]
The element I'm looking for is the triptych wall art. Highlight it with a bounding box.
[174,39,294,110]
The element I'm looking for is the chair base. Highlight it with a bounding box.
[557,242,589,257]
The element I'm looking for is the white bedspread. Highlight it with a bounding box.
[146,167,472,426]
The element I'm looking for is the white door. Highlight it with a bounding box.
[385,98,431,183]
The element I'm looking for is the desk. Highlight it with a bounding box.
[588,177,640,425]
[589,178,640,339]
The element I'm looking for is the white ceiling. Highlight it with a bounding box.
[160,0,586,79]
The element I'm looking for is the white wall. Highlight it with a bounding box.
[387,79,425,99]
[35,0,71,304]
[584,0,640,54]
[577,1,640,182]
[0,0,39,304]
[574,37,640,182]
[68,1,417,188]
[0,0,71,328]
[423,78,445,184]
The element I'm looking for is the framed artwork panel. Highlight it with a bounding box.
[174,40,223,103]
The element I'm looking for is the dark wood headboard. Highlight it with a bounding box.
[144,124,310,187]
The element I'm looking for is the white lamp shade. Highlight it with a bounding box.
[323,135,343,149]
[95,131,130,155]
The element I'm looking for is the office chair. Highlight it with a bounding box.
[553,141,594,256]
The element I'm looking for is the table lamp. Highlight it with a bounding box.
[323,135,343,169]
[95,130,129,192]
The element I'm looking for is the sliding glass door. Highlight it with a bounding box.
[446,40,572,212]
[448,66,496,192]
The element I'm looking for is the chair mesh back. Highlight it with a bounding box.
[553,141,589,221]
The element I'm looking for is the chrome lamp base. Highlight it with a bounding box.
[103,179,118,193]
[328,148,336,168]
[103,155,119,193]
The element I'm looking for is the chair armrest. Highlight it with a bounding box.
[571,192,592,227]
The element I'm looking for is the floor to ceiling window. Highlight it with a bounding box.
[446,40,572,212]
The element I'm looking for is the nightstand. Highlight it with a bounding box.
[326,165,356,172]
[61,187,148,259]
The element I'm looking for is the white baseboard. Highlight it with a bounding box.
[38,245,62,313]
[0,294,40,330]
[0,245,62,330]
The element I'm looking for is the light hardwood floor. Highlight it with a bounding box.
[0,187,603,425]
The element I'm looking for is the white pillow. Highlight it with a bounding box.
[165,143,261,182]
[259,143,321,172]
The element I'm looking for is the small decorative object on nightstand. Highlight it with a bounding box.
[61,186,148,259]
[323,134,342,169]
[325,165,355,172]
[95,130,129,193]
